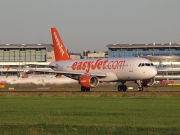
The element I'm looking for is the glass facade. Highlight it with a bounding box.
[0,47,47,62]
[108,47,180,58]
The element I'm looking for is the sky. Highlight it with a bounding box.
[0,0,180,53]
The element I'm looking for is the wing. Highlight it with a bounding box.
[50,70,107,77]
[26,68,107,77]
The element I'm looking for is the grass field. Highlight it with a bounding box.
[0,92,180,135]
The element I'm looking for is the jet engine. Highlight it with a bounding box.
[80,76,99,88]
[141,77,155,87]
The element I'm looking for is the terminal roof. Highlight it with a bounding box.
[0,44,53,51]
[107,43,180,48]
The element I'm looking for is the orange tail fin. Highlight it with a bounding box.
[51,28,71,61]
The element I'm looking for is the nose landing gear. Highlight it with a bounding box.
[135,80,144,91]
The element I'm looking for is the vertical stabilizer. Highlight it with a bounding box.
[51,28,71,61]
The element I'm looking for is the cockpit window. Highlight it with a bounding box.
[145,63,151,66]
[138,63,154,67]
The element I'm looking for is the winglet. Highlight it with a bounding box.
[51,28,71,61]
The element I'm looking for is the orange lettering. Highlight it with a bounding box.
[112,61,118,69]
[71,60,126,72]
[77,62,83,70]
[91,59,101,70]
[118,60,125,69]
[72,62,78,70]
[97,61,103,69]
[121,60,125,69]
[82,61,88,70]
[103,60,108,69]
[86,61,93,73]
[108,61,113,69]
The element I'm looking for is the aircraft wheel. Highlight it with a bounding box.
[122,85,127,91]
[138,87,143,91]
[86,88,90,92]
[81,86,90,92]
[117,85,122,91]
[81,86,86,92]
[118,85,127,91]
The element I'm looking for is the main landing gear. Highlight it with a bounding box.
[117,82,127,91]
[135,80,144,91]
[81,86,90,92]
[117,80,144,92]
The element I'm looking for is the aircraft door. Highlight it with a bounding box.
[129,63,133,72]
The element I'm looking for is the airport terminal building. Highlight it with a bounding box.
[0,44,81,77]
[0,44,47,62]
[0,44,53,77]
[107,43,180,60]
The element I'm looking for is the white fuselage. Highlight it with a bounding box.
[49,57,157,82]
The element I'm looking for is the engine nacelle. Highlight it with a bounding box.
[80,76,99,88]
[142,77,155,87]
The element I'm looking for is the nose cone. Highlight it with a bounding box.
[151,67,157,77]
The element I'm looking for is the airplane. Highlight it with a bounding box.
[49,27,157,92]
